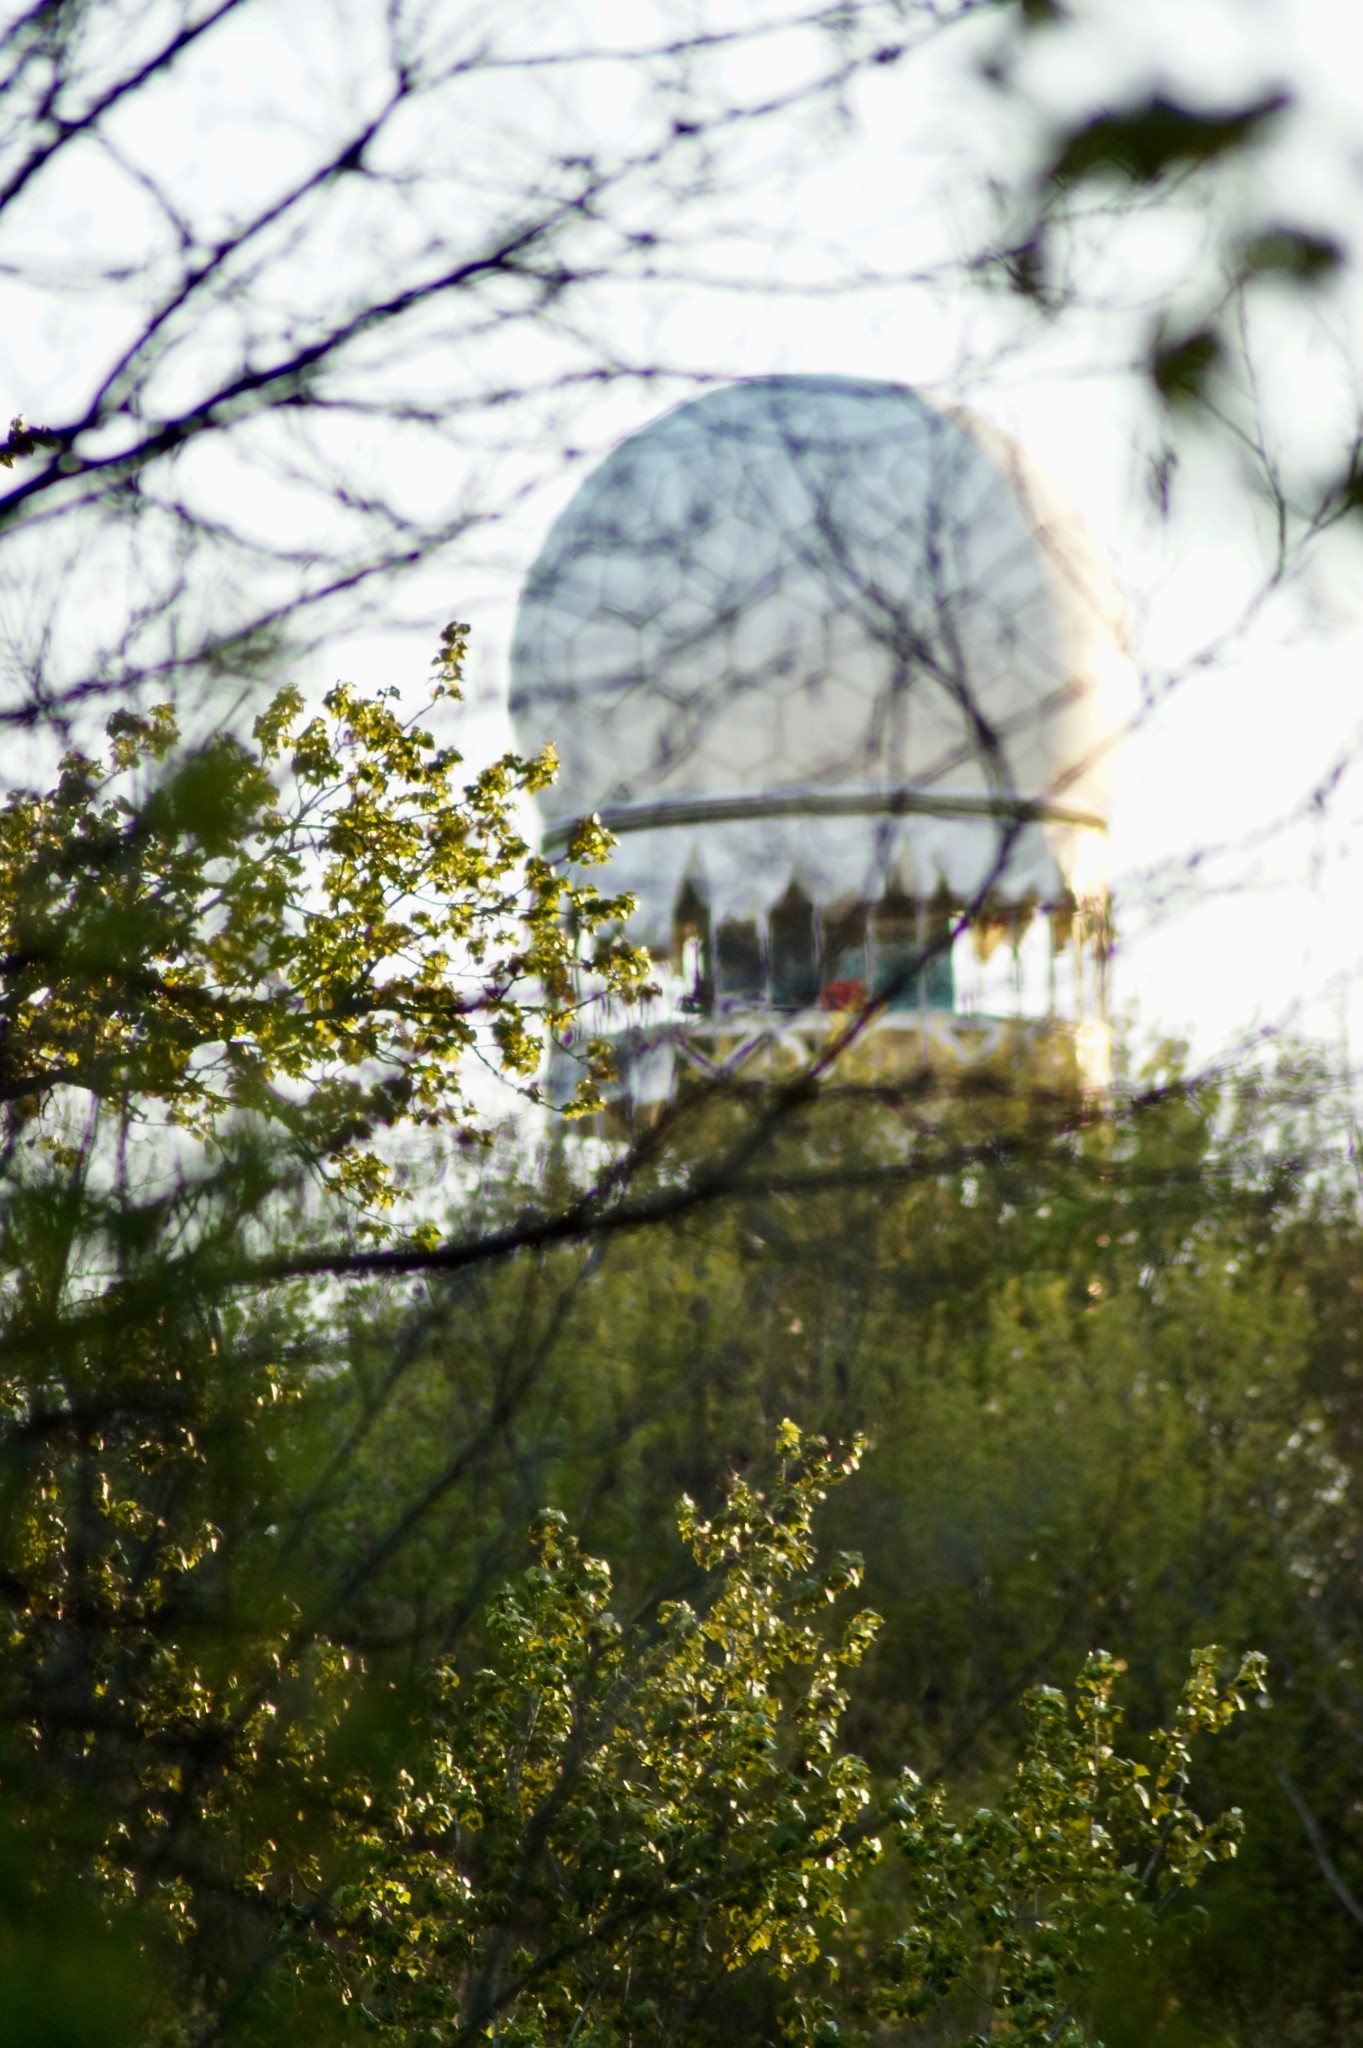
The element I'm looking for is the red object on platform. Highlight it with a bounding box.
[820,978,867,1011]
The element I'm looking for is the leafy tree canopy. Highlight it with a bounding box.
[0,621,648,1216]
[24,1410,1257,2048]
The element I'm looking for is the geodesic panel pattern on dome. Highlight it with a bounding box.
[510,376,1125,832]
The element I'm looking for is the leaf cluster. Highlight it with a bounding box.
[0,622,649,1213]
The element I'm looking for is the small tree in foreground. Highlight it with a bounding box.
[0,623,651,2043]
[265,1426,1262,2048]
[0,620,647,1212]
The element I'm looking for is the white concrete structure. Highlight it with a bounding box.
[510,375,1130,1106]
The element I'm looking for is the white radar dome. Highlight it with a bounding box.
[510,376,1130,952]
[511,376,1128,831]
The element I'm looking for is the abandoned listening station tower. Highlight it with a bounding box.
[510,375,1130,1111]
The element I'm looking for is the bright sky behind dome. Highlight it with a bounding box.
[542,0,1363,1080]
[5,0,1363,1085]
[405,0,1363,1082]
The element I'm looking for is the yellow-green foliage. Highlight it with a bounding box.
[0,621,649,1212]
[267,1427,1261,2048]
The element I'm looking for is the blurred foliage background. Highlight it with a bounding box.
[335,1053,1363,2045]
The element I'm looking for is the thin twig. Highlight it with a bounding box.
[1275,1767,1363,1930]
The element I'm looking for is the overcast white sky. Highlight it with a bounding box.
[6,0,1363,1083]
[357,0,1363,1079]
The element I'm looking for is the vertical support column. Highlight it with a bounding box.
[916,891,928,1055]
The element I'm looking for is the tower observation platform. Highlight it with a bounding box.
[510,375,1131,1113]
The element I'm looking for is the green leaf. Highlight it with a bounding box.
[1237,223,1343,283]
[1150,326,1222,406]
[1047,93,1289,190]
